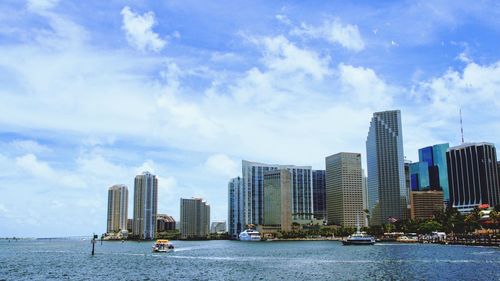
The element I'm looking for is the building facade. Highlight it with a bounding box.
[366,110,407,225]
[281,165,313,221]
[312,170,327,221]
[107,184,128,234]
[228,177,244,239]
[410,191,444,220]
[210,220,227,233]
[263,169,291,231]
[410,143,450,203]
[180,198,210,239]
[133,171,158,240]
[326,153,365,227]
[446,143,500,213]
[157,214,176,232]
[242,161,280,226]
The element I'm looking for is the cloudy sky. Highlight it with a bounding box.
[1,0,499,237]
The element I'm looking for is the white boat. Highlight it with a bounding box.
[342,215,375,245]
[152,239,175,253]
[239,229,261,241]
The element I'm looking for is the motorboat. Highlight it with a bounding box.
[239,229,261,241]
[152,239,175,253]
[396,235,419,243]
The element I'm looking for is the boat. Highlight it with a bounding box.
[239,229,261,241]
[396,235,419,243]
[342,215,375,245]
[152,239,175,253]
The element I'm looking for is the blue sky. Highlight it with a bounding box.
[1,0,499,237]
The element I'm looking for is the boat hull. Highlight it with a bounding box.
[342,240,375,245]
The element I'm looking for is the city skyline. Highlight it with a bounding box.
[1,0,500,237]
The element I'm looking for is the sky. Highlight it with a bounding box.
[1,0,500,237]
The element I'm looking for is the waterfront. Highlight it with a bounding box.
[1,240,499,280]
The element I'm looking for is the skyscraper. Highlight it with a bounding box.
[228,177,244,239]
[326,153,365,227]
[242,161,279,226]
[133,171,158,240]
[410,143,450,203]
[410,191,444,220]
[446,143,500,213]
[263,169,291,231]
[312,170,326,221]
[107,184,128,234]
[180,198,210,239]
[366,110,407,225]
[242,160,313,225]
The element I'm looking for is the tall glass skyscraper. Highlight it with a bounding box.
[133,171,158,240]
[228,177,244,239]
[312,170,326,221]
[410,143,450,203]
[242,160,313,226]
[446,143,500,213]
[366,110,407,225]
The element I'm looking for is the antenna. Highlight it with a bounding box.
[459,108,464,144]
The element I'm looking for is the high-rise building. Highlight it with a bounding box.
[228,177,244,239]
[410,143,450,203]
[242,161,279,226]
[326,153,365,227]
[263,169,291,231]
[210,220,227,233]
[133,171,158,240]
[107,184,128,234]
[366,110,407,225]
[157,214,176,232]
[446,143,500,213]
[410,191,444,220]
[242,160,313,225]
[312,170,326,221]
[180,198,210,239]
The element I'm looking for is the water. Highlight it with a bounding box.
[1,239,499,280]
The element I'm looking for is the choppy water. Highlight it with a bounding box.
[0,239,499,280]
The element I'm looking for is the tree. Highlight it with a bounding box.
[417,220,443,234]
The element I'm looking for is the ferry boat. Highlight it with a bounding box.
[342,216,375,245]
[152,239,175,253]
[239,229,261,241]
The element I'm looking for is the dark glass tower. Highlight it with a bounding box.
[446,143,500,213]
[312,170,326,221]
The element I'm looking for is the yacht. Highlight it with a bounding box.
[239,229,261,241]
[152,239,175,253]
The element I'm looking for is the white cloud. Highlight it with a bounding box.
[257,35,331,80]
[275,14,291,25]
[338,63,393,109]
[15,154,86,188]
[10,140,51,154]
[121,6,166,52]
[204,154,239,178]
[291,19,365,51]
[27,0,59,12]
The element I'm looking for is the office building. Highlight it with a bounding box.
[263,169,291,231]
[242,161,280,226]
[410,191,444,220]
[312,170,326,221]
[242,160,313,225]
[446,143,500,213]
[157,214,176,232]
[410,143,450,203]
[228,177,244,239]
[133,171,158,240]
[180,198,210,239]
[326,153,365,227]
[106,184,128,234]
[366,110,407,225]
[210,220,227,233]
